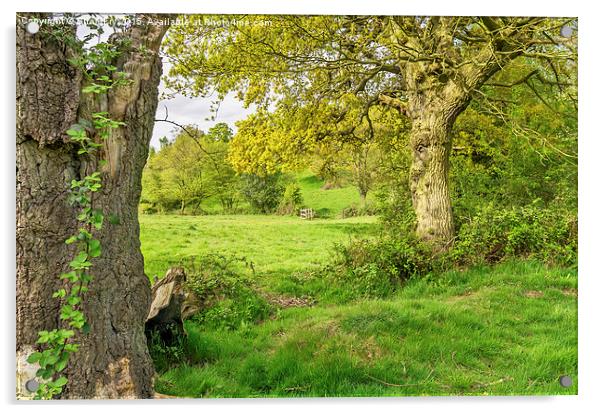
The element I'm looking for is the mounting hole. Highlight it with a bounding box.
[26,21,40,34]
[559,375,573,388]
[560,25,573,38]
[25,379,39,392]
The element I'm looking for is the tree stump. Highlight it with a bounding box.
[145,267,200,345]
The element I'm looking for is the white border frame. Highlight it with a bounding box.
[2,2,599,412]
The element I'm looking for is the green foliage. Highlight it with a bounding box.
[317,237,433,302]
[207,122,234,143]
[142,130,212,214]
[142,126,241,214]
[449,98,577,231]
[147,326,186,373]
[452,203,577,267]
[281,233,434,305]
[27,21,129,400]
[26,329,78,398]
[277,183,304,215]
[185,254,273,331]
[340,202,378,218]
[240,173,284,214]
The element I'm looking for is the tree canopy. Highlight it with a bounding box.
[163,16,576,245]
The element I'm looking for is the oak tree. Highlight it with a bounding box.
[164,15,576,247]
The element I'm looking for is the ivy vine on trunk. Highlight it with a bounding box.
[24,20,132,400]
[17,13,169,399]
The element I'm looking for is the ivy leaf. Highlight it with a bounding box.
[65,236,78,245]
[88,239,102,258]
[45,353,59,367]
[66,127,86,138]
[69,251,91,270]
[69,319,85,329]
[60,305,75,321]
[74,251,88,263]
[77,229,92,241]
[55,354,69,372]
[91,210,104,230]
[67,296,81,306]
[54,376,68,387]
[52,289,67,299]
[27,352,42,364]
[36,331,50,344]
[80,273,93,283]
[38,368,54,380]
[59,271,79,282]
[57,329,75,340]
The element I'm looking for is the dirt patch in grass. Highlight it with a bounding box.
[446,290,475,303]
[561,288,577,297]
[262,292,317,308]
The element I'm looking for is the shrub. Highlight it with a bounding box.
[139,202,158,215]
[184,254,273,330]
[277,183,304,215]
[311,236,434,302]
[340,202,378,218]
[240,173,285,213]
[374,184,416,235]
[336,237,433,280]
[451,202,577,266]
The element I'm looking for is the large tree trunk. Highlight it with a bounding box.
[404,76,471,248]
[408,110,455,245]
[17,14,168,399]
[399,18,512,248]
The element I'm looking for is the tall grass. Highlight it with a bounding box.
[154,260,577,397]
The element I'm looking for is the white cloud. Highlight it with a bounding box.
[151,71,255,147]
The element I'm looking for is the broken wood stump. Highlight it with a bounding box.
[145,267,200,346]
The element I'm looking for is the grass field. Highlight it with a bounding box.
[139,214,578,398]
[140,214,379,282]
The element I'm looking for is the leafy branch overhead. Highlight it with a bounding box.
[165,16,576,124]
[165,16,576,245]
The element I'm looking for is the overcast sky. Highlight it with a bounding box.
[151,81,256,148]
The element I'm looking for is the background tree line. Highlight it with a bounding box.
[141,122,304,215]
[164,15,577,249]
[143,49,577,266]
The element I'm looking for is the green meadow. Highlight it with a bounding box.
[140,213,577,397]
[140,214,379,283]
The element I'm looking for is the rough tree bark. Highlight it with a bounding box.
[407,110,456,245]
[400,19,522,248]
[404,75,471,247]
[17,14,168,399]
